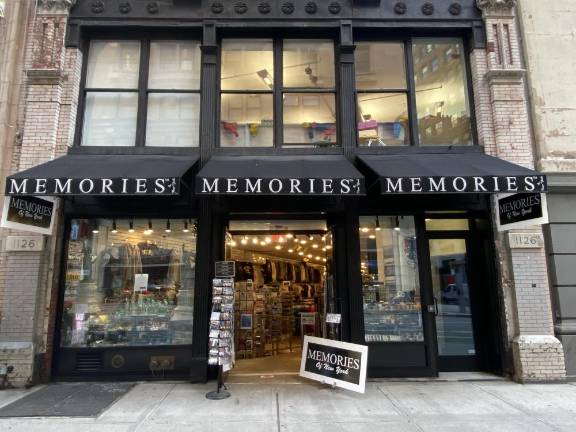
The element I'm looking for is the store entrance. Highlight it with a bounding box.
[225,219,336,376]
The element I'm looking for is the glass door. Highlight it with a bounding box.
[428,237,479,371]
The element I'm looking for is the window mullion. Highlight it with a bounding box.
[135,39,151,147]
[405,38,420,147]
[273,39,283,149]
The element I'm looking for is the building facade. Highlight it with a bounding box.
[0,0,566,386]
[518,0,576,378]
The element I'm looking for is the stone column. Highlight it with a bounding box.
[474,0,566,382]
[0,0,79,387]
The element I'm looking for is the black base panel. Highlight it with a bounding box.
[0,382,134,417]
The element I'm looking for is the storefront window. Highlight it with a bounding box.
[360,216,424,343]
[355,42,409,147]
[81,40,201,147]
[413,39,472,146]
[60,219,197,348]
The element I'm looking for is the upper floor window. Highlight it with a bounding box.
[220,39,337,148]
[355,38,472,147]
[81,40,201,147]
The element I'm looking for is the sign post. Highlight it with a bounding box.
[300,336,368,394]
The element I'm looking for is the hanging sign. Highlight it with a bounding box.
[300,336,368,394]
[0,196,57,235]
[497,193,548,231]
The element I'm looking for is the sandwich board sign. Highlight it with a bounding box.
[300,336,368,394]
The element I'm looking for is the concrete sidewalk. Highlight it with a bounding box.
[0,377,575,432]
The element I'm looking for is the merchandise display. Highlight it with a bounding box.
[208,278,235,370]
[61,218,197,348]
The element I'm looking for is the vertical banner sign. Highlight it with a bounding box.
[300,336,368,394]
[1,196,57,235]
[497,193,549,231]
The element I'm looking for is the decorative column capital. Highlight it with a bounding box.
[36,0,76,15]
[476,0,517,17]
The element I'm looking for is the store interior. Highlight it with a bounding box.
[225,220,335,375]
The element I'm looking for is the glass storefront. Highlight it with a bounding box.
[60,218,197,348]
[359,216,423,343]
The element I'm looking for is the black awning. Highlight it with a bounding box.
[5,154,199,196]
[196,155,365,196]
[357,153,547,194]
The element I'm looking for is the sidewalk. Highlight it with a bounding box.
[1,377,576,432]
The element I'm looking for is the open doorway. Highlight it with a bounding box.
[225,219,336,377]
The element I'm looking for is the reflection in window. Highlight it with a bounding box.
[61,219,197,348]
[355,42,409,147]
[283,40,335,88]
[148,41,201,90]
[357,93,409,146]
[355,42,406,90]
[82,93,138,146]
[283,93,336,146]
[86,41,140,89]
[220,93,274,147]
[146,93,200,147]
[413,39,472,146]
[360,216,423,343]
[221,40,274,91]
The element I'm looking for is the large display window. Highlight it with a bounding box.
[60,218,197,348]
[359,216,424,343]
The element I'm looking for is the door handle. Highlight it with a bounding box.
[429,297,439,316]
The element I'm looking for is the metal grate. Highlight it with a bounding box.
[75,352,103,371]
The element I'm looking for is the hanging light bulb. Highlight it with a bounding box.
[183,220,189,233]
[252,237,259,245]
[288,249,294,253]
[275,245,282,250]
[230,240,237,247]
[241,238,248,245]
[394,216,401,231]
[369,234,376,239]
[265,237,272,244]
[111,219,118,234]
[361,227,369,233]
[260,241,266,246]
[309,235,314,241]
[298,251,304,256]
[165,219,171,233]
[128,220,135,233]
[375,216,381,231]
[326,245,332,250]
[286,233,293,239]
[312,244,318,248]
[300,239,307,244]
[144,220,153,235]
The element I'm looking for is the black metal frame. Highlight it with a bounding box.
[73,32,203,148]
